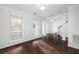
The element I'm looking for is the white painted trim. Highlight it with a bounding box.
[68,42,79,49]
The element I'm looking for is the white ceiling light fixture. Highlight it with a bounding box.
[36,4,48,11]
[50,20,54,22]
[40,6,46,10]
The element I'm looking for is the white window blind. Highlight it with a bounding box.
[10,16,23,40]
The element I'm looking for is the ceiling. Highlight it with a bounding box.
[2,4,68,18]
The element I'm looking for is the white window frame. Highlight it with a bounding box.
[33,20,39,37]
[10,15,23,40]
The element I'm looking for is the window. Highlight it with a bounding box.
[33,20,39,36]
[10,16,23,40]
[42,21,48,36]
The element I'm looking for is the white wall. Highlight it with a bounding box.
[44,18,54,34]
[0,5,39,49]
[47,13,68,40]
[53,13,67,33]
[68,5,79,49]
[48,21,54,33]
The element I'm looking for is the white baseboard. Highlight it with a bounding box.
[0,39,29,49]
[68,42,79,49]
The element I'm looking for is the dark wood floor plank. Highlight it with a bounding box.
[0,39,79,54]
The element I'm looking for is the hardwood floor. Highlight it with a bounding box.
[0,38,79,54]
